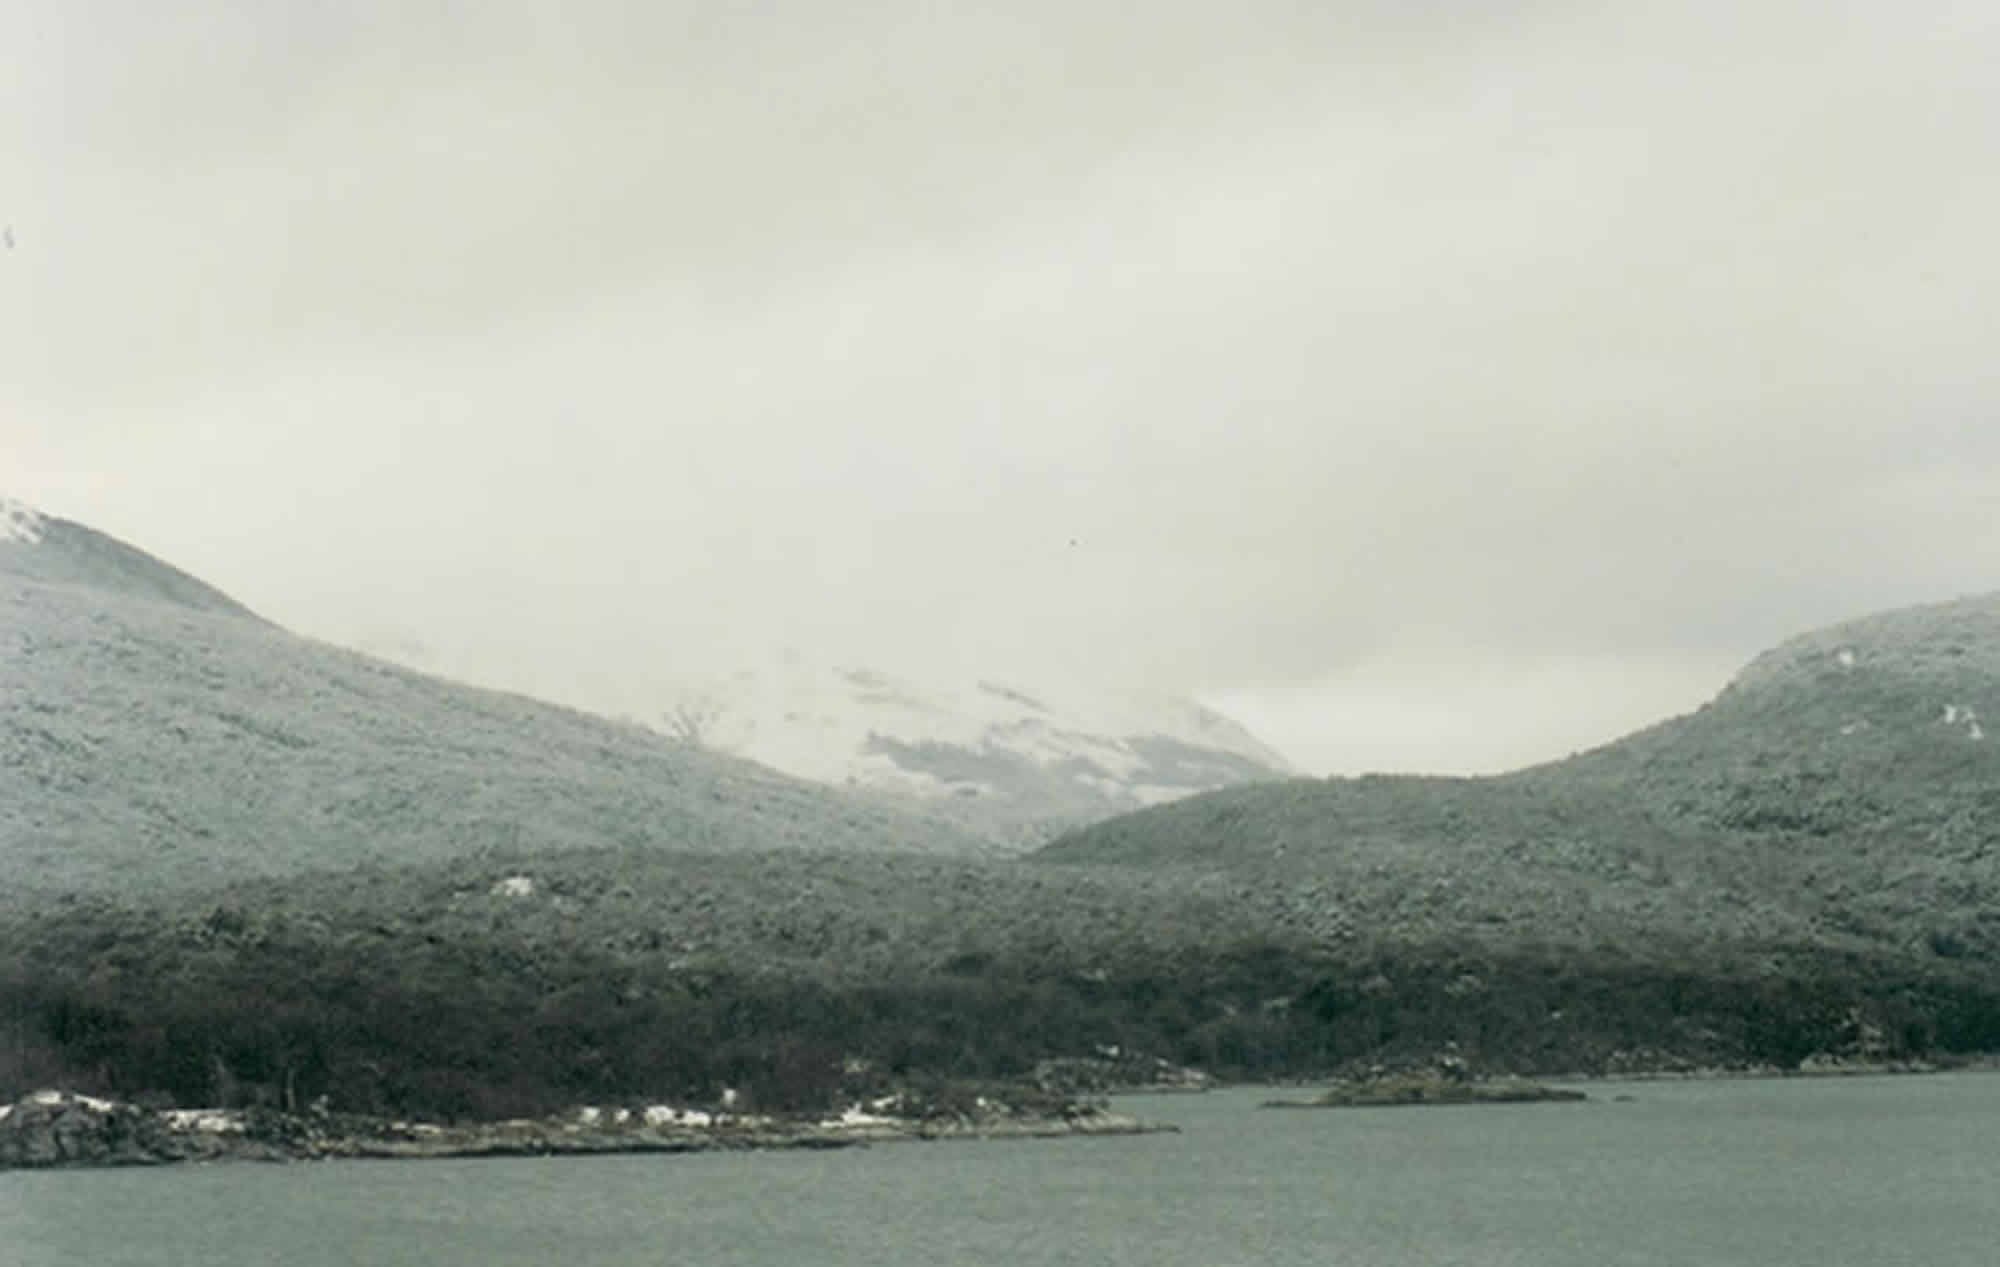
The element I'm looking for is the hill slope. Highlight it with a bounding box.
[1550,593,2000,836]
[1,499,991,895]
[1,497,260,619]
[1041,593,2000,963]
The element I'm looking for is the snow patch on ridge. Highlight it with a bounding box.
[648,656,1295,838]
[661,657,1292,789]
[1,496,46,544]
[656,655,1288,795]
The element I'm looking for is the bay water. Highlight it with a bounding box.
[4,1075,1995,1265]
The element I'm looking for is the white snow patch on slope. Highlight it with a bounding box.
[1,496,46,544]
[1836,648,1856,669]
[824,1105,899,1129]
[162,1109,247,1134]
[26,1089,116,1112]
[657,655,1293,794]
[1937,704,1983,740]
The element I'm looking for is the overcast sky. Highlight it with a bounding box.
[6,2,2000,775]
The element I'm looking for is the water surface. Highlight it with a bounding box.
[4,1075,1995,1265]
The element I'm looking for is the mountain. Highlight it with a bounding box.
[0,497,992,897]
[7,503,2000,1117]
[652,658,1295,843]
[1040,591,2000,964]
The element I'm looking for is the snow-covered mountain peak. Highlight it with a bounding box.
[1,496,46,545]
[655,657,1296,844]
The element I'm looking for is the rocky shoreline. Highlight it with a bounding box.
[0,1090,1173,1171]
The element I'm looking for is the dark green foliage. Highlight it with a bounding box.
[6,851,1999,1120]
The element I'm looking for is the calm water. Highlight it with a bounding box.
[4,1075,1996,1266]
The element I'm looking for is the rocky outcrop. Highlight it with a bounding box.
[0,1091,289,1167]
[0,1090,1171,1170]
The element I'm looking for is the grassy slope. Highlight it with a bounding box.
[1,517,264,621]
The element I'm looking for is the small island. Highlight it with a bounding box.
[1261,1071,1587,1110]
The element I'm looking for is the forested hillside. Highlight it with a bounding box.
[1046,592,2000,963]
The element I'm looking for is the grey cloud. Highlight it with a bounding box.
[7,1,2000,771]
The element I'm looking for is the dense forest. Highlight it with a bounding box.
[7,848,1999,1120]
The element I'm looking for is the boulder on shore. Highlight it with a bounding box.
[0,1091,242,1167]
